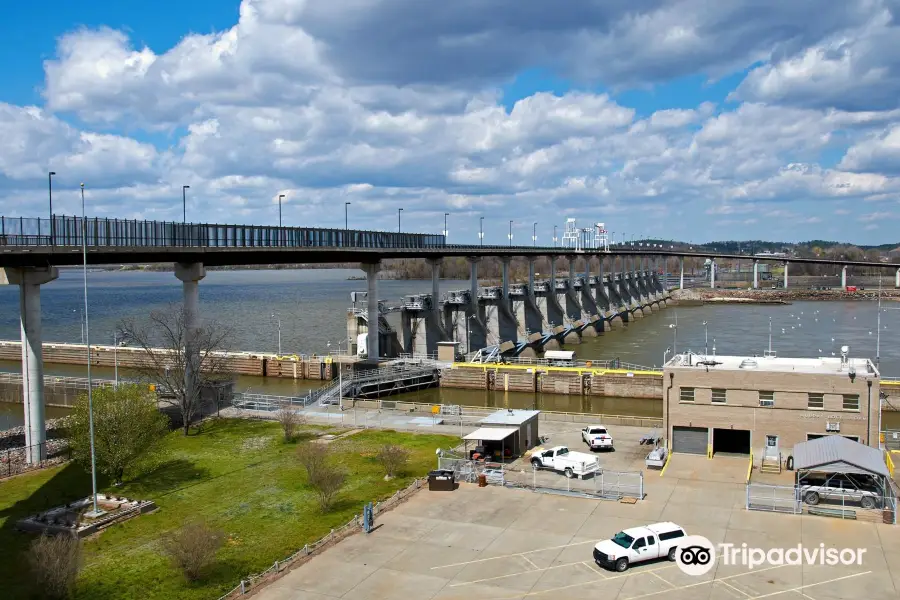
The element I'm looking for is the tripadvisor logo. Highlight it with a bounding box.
[675,536,867,576]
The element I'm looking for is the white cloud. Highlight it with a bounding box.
[0,0,897,243]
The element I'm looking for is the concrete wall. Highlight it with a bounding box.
[0,341,337,381]
[664,366,881,451]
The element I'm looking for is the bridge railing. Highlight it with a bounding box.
[0,215,448,250]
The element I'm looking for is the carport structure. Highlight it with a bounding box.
[462,427,518,462]
[792,435,896,519]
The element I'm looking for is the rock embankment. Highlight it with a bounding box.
[0,417,71,478]
[671,288,900,303]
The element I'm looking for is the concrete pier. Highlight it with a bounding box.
[679,257,684,290]
[784,261,789,289]
[710,260,717,289]
[842,265,847,288]
[175,262,206,419]
[625,273,644,318]
[753,260,759,289]
[0,266,59,463]
[363,262,380,361]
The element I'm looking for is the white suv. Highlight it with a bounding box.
[582,425,614,451]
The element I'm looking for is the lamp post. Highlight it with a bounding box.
[278,194,285,227]
[398,207,403,234]
[702,320,708,356]
[271,313,282,355]
[508,220,513,247]
[669,316,678,355]
[443,212,449,241]
[479,216,484,246]
[81,183,102,518]
[553,225,558,247]
[533,222,537,246]
[48,171,56,242]
[345,202,351,231]
[182,185,190,223]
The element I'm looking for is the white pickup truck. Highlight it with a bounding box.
[530,446,600,479]
[593,522,688,572]
[582,425,614,451]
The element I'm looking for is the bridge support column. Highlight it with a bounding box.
[363,262,381,361]
[501,257,510,299]
[468,257,479,304]
[783,261,789,289]
[679,257,684,290]
[0,267,59,464]
[176,262,207,405]
[896,268,899,289]
[841,266,847,289]
[752,260,759,289]
[710,260,716,289]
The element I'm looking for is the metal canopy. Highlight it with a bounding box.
[480,409,540,426]
[463,427,518,442]
[792,435,889,478]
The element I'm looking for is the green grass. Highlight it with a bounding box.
[0,419,456,600]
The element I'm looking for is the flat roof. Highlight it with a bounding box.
[481,409,541,426]
[463,427,518,442]
[664,353,878,377]
[792,435,889,478]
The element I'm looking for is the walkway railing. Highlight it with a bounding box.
[0,215,446,249]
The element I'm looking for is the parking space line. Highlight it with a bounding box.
[610,564,792,600]
[749,571,870,599]
[581,561,608,578]
[431,540,596,569]
[650,571,676,588]
[520,555,539,570]
[448,560,586,587]
[717,579,752,597]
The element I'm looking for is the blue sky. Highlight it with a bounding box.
[2,0,900,244]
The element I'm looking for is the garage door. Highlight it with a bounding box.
[672,426,709,455]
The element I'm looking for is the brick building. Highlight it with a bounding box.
[662,352,881,460]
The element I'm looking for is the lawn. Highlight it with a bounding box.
[0,418,456,600]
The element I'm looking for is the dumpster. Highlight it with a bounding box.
[428,469,455,491]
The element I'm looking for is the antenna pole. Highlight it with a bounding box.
[877,277,882,368]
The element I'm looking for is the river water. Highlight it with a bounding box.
[1,269,898,428]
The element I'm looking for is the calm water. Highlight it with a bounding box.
[1,269,898,427]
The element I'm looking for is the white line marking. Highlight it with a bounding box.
[431,540,596,569]
[717,579,752,597]
[650,571,676,588]
[581,561,608,578]
[448,560,586,587]
[615,564,792,600]
[521,555,539,570]
[749,571,870,599]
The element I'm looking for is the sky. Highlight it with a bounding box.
[3,1,900,245]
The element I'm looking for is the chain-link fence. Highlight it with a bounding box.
[438,458,643,500]
[747,482,897,524]
[214,477,425,599]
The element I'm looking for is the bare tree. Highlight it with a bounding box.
[376,444,410,478]
[309,463,346,511]
[120,305,232,435]
[275,407,305,442]
[296,442,328,481]
[162,521,225,581]
[27,533,82,599]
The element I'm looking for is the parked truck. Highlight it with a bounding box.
[529,446,600,479]
[593,522,688,572]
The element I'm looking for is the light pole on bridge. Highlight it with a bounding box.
[278,194,285,227]
[398,208,403,234]
[48,171,56,242]
[444,212,449,241]
[479,217,484,246]
[533,222,537,246]
[182,185,190,224]
[508,220,513,247]
[345,202,351,231]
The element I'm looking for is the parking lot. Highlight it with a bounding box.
[254,463,900,600]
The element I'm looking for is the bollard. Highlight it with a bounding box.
[274,560,279,572]
[240,580,246,594]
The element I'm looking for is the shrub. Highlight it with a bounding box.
[161,521,225,581]
[296,442,328,481]
[275,408,304,442]
[308,463,346,512]
[376,444,410,478]
[27,533,82,599]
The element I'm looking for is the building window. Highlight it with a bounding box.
[842,394,860,411]
[711,389,727,404]
[807,393,824,410]
[759,391,775,407]
[679,387,695,402]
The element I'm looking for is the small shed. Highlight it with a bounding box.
[479,409,540,456]
[792,435,891,492]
